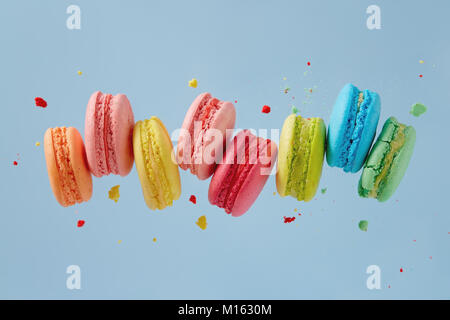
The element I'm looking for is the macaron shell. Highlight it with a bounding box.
[194,101,236,180]
[303,118,326,201]
[276,114,297,197]
[108,94,135,176]
[44,128,64,206]
[84,91,104,176]
[231,139,278,217]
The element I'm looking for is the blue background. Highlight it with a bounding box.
[1,0,449,299]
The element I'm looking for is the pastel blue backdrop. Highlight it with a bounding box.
[1,0,449,299]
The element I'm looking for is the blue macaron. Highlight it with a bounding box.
[326,83,381,173]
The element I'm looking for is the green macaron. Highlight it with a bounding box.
[358,117,416,202]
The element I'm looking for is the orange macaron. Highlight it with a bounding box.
[44,127,92,207]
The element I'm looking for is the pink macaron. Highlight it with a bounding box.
[208,130,278,217]
[177,92,236,180]
[84,91,135,177]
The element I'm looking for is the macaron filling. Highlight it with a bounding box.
[368,123,406,198]
[94,93,119,176]
[140,119,172,208]
[285,116,316,200]
[189,95,222,174]
[340,90,372,172]
[51,127,82,205]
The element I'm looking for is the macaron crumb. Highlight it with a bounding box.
[34,97,47,108]
[118,240,122,244]
[13,161,18,166]
[284,87,291,94]
[262,105,271,113]
[419,60,424,64]
[77,220,85,228]
[321,187,327,194]
[35,141,41,147]
[410,103,427,117]
[153,238,157,242]
[283,216,296,223]
[196,215,207,230]
[358,220,369,232]
[77,70,82,76]
[188,78,198,88]
[108,185,120,203]
[291,106,298,114]
[189,195,197,204]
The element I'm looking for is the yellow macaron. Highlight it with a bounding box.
[133,116,181,210]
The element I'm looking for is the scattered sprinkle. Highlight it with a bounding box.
[188,78,198,88]
[189,195,197,204]
[307,61,311,66]
[35,97,47,108]
[419,74,423,78]
[77,220,85,228]
[358,220,369,232]
[196,215,207,230]
[108,185,120,203]
[13,161,18,166]
[153,238,157,242]
[283,216,296,223]
[35,142,41,147]
[77,70,82,76]
[410,103,427,117]
[419,60,424,64]
[321,188,327,194]
[400,268,403,273]
[291,106,298,114]
[262,105,271,114]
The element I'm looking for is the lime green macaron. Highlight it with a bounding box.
[276,114,326,201]
[358,117,416,202]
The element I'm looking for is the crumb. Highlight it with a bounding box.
[419,74,423,78]
[234,100,237,103]
[196,215,207,230]
[284,87,291,94]
[321,188,327,194]
[283,77,287,81]
[400,268,403,272]
[358,220,368,232]
[294,208,297,212]
[189,195,197,204]
[153,238,157,242]
[77,220,85,228]
[273,192,276,196]
[118,240,122,244]
[262,105,271,113]
[419,60,424,64]
[188,78,198,88]
[77,70,82,75]
[410,103,427,117]
[307,61,311,66]
[35,142,40,147]
[283,216,296,223]
[13,161,18,166]
[35,97,47,108]
[291,106,298,114]
[108,185,120,203]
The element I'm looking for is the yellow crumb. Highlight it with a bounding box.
[196,215,207,230]
[419,60,424,64]
[153,238,157,242]
[77,70,82,75]
[294,208,297,212]
[283,77,287,81]
[108,185,120,203]
[118,240,122,244]
[35,141,41,147]
[188,78,198,88]
[273,192,276,196]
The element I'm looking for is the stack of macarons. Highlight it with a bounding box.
[44,84,416,217]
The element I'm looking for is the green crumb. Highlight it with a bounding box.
[291,106,298,114]
[410,103,427,117]
[284,87,291,94]
[321,188,327,194]
[358,220,369,232]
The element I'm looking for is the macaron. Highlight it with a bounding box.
[276,114,326,201]
[44,127,93,207]
[177,92,236,180]
[327,83,381,173]
[208,130,278,217]
[133,116,181,210]
[84,91,135,178]
[358,117,416,202]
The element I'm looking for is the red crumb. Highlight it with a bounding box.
[413,240,416,242]
[400,268,403,272]
[419,74,423,78]
[283,216,296,223]
[35,97,47,108]
[189,195,197,204]
[234,100,237,103]
[262,105,271,113]
[298,213,302,216]
[13,161,18,166]
[77,220,85,228]
[388,285,391,288]
[429,256,432,260]
[307,61,311,66]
